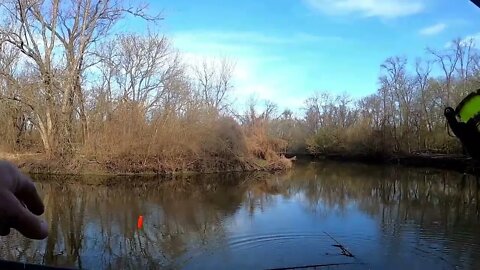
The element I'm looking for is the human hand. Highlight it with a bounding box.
[0,161,48,240]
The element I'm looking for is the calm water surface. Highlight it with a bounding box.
[1,161,480,270]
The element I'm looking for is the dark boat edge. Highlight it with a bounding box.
[0,260,75,270]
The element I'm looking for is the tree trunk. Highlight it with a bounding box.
[37,114,53,157]
[59,86,75,156]
[75,75,88,145]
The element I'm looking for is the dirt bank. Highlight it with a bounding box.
[0,152,292,175]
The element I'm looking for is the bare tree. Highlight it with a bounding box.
[193,57,235,112]
[414,59,434,143]
[380,56,415,151]
[102,33,183,110]
[0,0,160,156]
[427,46,460,106]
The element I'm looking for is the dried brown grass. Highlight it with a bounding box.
[79,101,290,173]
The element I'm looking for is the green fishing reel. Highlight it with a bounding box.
[455,89,480,126]
[444,89,480,160]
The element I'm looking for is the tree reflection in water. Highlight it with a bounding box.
[0,162,478,269]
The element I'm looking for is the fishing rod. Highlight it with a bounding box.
[472,0,480,8]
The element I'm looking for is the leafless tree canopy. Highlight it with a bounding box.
[0,0,162,156]
[193,58,235,112]
[1,1,479,171]
[0,0,292,172]
[301,38,480,156]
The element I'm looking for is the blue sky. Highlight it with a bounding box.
[123,0,480,110]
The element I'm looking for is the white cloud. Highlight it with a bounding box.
[304,0,426,18]
[462,32,480,45]
[419,23,447,36]
[171,30,315,111]
[444,32,480,48]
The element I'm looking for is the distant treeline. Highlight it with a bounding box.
[269,38,480,158]
[0,1,478,173]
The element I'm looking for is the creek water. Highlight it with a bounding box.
[1,161,479,270]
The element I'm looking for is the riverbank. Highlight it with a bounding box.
[3,151,476,176]
[0,152,292,175]
[314,152,479,175]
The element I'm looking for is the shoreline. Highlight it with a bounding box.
[313,152,479,175]
[1,153,292,176]
[3,152,478,176]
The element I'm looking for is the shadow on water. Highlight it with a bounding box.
[1,161,479,270]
